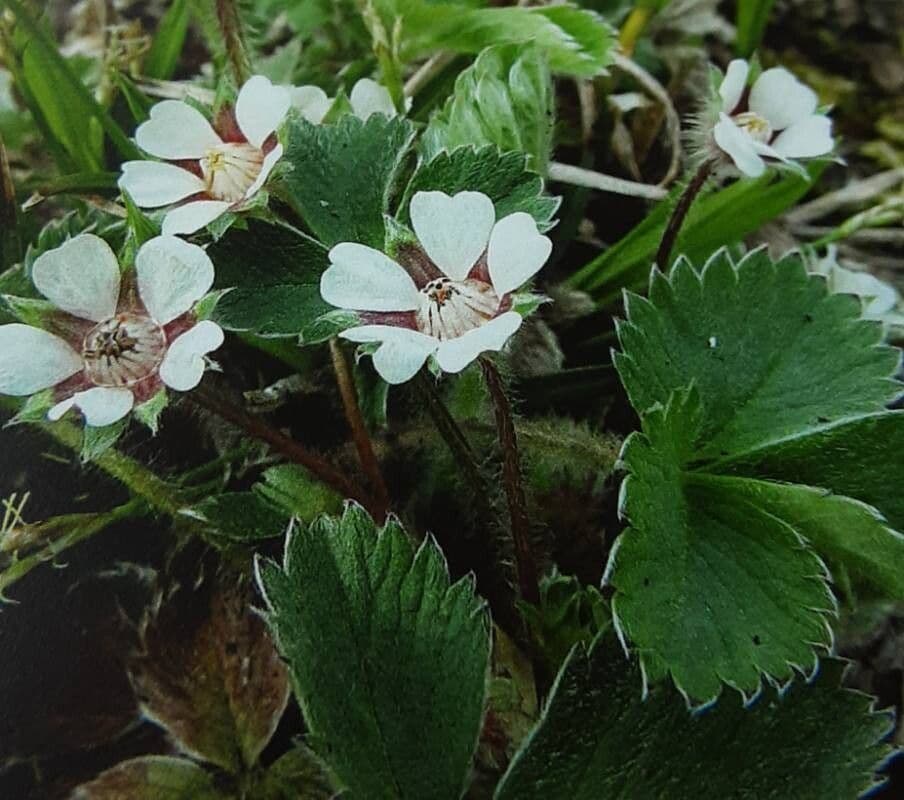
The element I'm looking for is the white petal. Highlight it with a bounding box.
[828,265,898,319]
[487,213,552,296]
[159,321,224,392]
[434,312,522,374]
[0,324,81,395]
[161,200,233,236]
[350,78,396,120]
[135,100,222,159]
[322,243,419,312]
[749,67,818,131]
[66,387,134,427]
[244,143,283,199]
[713,113,766,177]
[47,396,76,422]
[410,191,495,280]
[719,59,749,113]
[289,85,332,124]
[235,75,291,149]
[341,325,438,385]
[771,114,833,159]
[119,160,206,208]
[136,236,215,325]
[32,233,121,321]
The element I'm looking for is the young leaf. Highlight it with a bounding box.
[130,577,290,773]
[276,114,417,249]
[258,746,335,800]
[401,146,559,231]
[72,756,227,800]
[495,635,892,799]
[207,220,333,337]
[422,44,554,172]
[608,250,904,701]
[256,503,490,799]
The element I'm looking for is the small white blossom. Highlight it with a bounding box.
[811,246,904,326]
[0,235,223,426]
[711,60,833,177]
[320,191,552,384]
[119,75,290,236]
[289,78,397,124]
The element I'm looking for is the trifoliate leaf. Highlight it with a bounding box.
[208,220,332,337]
[610,387,835,701]
[495,634,892,800]
[608,250,904,701]
[276,114,417,249]
[422,44,554,172]
[401,146,559,231]
[72,756,228,800]
[256,503,490,799]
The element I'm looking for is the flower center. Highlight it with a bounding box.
[416,277,501,340]
[200,142,264,203]
[82,313,167,387]
[733,111,773,143]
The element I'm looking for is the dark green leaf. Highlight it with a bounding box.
[258,745,335,800]
[254,465,343,521]
[496,635,892,799]
[186,493,290,543]
[256,503,490,799]
[276,114,417,248]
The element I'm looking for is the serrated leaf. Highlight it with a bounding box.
[130,577,290,773]
[186,493,290,543]
[401,146,559,230]
[256,503,490,799]
[608,250,904,700]
[276,114,417,249]
[72,757,227,800]
[422,44,553,172]
[207,220,332,337]
[254,465,343,521]
[495,635,892,800]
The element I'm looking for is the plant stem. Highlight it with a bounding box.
[215,0,251,85]
[188,387,379,517]
[0,131,21,268]
[654,160,713,270]
[548,161,668,201]
[479,358,540,606]
[329,339,391,518]
[618,6,654,56]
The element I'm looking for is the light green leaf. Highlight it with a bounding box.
[736,0,777,58]
[133,390,168,435]
[401,146,559,230]
[208,220,332,337]
[71,756,228,800]
[495,635,892,800]
[81,419,129,463]
[144,0,192,80]
[256,503,490,799]
[276,114,417,248]
[422,44,553,172]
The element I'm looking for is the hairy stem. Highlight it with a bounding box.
[330,339,391,518]
[215,0,251,85]
[480,358,540,606]
[189,386,379,516]
[655,160,713,270]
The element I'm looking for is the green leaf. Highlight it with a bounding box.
[614,250,900,459]
[401,146,559,230]
[207,220,333,337]
[608,250,904,700]
[568,165,825,302]
[610,387,835,701]
[144,0,192,80]
[256,503,490,799]
[133,390,168,435]
[393,2,615,77]
[81,419,128,463]
[736,0,777,58]
[254,465,343,521]
[185,493,290,543]
[277,114,417,249]
[495,635,892,800]
[130,578,290,772]
[422,44,553,172]
[72,757,228,800]
[258,746,335,800]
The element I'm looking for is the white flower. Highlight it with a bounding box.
[712,60,833,177]
[119,75,290,236]
[320,191,552,384]
[289,78,397,125]
[0,234,224,426]
[811,245,904,325]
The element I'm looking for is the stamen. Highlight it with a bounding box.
[200,142,265,202]
[83,314,166,387]
[416,278,501,340]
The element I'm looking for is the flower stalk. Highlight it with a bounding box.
[480,357,540,606]
[329,338,391,518]
[654,160,713,270]
[215,0,251,86]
